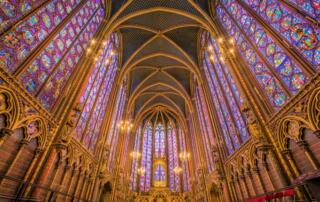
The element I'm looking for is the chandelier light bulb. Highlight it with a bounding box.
[179,152,191,160]
[138,167,146,175]
[130,151,142,159]
[210,55,214,61]
[173,166,183,174]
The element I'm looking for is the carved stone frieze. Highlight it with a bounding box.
[0,84,51,149]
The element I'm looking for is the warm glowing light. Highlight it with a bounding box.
[94,57,98,61]
[218,37,223,43]
[103,41,107,46]
[86,48,91,53]
[229,49,234,54]
[91,39,96,44]
[130,151,142,159]
[179,152,191,160]
[105,59,110,65]
[229,38,235,44]
[117,120,133,131]
[154,180,166,187]
[110,51,115,56]
[210,55,214,61]
[173,166,183,174]
[207,45,213,51]
[219,56,224,62]
[138,167,146,175]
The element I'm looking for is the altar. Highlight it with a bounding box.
[133,187,185,202]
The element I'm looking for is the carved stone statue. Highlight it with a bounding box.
[241,101,265,142]
[55,103,82,147]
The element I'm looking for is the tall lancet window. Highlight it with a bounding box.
[194,86,216,168]
[131,114,189,193]
[167,123,180,192]
[215,0,317,109]
[178,127,191,192]
[0,0,105,110]
[200,31,250,155]
[107,85,127,170]
[154,123,166,158]
[130,124,142,191]
[140,122,153,192]
[240,0,319,68]
[74,32,119,151]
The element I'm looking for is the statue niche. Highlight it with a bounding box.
[55,103,82,148]
[241,101,266,143]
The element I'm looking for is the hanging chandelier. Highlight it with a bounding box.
[117,120,133,131]
[179,152,190,161]
[130,151,142,159]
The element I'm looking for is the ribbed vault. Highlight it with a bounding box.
[107,0,214,123]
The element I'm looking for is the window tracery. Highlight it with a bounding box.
[216,0,319,109]
[131,117,189,192]
[0,0,104,110]
[199,31,250,155]
[73,32,119,151]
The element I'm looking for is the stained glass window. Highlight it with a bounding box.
[167,123,180,192]
[200,31,251,155]
[131,118,189,192]
[154,123,165,158]
[286,0,320,21]
[37,8,104,109]
[241,0,320,68]
[107,85,126,171]
[0,0,47,34]
[178,127,191,192]
[0,0,104,110]
[140,122,153,192]
[130,125,142,191]
[216,0,313,109]
[194,89,215,171]
[108,87,126,171]
[74,32,119,151]
[0,0,91,73]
